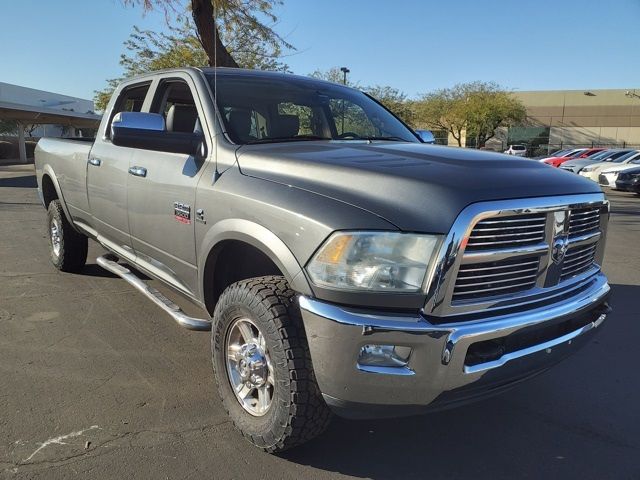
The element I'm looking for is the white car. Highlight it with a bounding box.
[579,150,640,182]
[599,154,640,187]
[504,144,527,156]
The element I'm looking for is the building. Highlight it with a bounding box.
[0,82,101,162]
[487,88,640,153]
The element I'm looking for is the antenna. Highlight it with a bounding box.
[213,0,220,181]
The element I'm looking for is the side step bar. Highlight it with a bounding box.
[96,255,212,331]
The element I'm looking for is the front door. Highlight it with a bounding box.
[126,77,209,296]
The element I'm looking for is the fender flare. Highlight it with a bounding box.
[41,165,75,227]
[197,218,313,301]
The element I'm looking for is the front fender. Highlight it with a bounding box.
[197,218,313,301]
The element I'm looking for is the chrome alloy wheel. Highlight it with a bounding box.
[50,218,62,257]
[225,318,274,416]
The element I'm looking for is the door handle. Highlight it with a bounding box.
[88,157,101,166]
[128,166,147,178]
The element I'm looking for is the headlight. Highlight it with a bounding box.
[581,166,594,172]
[306,231,441,292]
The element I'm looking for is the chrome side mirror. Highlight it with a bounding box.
[111,112,166,137]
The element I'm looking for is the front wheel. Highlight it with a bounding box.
[211,276,331,452]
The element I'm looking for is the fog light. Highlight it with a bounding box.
[358,345,412,367]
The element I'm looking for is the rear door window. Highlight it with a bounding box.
[106,82,151,138]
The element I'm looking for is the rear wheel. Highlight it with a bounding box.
[211,276,331,452]
[47,200,88,272]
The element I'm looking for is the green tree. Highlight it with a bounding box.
[309,68,415,125]
[123,0,293,68]
[95,17,290,111]
[309,67,355,86]
[363,85,414,125]
[414,81,526,147]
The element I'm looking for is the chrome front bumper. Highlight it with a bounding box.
[300,272,610,419]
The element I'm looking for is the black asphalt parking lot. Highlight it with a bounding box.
[0,164,638,479]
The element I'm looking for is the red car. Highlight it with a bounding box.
[542,148,606,167]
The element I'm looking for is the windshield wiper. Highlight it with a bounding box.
[246,135,331,144]
[340,136,408,142]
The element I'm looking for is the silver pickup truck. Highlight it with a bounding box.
[35,68,611,452]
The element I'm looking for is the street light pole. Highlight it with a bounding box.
[340,67,350,85]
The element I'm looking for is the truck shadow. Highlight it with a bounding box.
[281,283,637,479]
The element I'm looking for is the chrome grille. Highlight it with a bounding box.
[561,243,598,281]
[449,205,604,307]
[569,208,600,238]
[453,257,539,301]
[465,213,546,251]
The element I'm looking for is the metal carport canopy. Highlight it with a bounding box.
[0,100,101,163]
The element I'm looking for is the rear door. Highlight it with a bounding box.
[87,82,152,253]
[126,75,210,296]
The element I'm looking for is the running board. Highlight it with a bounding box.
[96,255,212,331]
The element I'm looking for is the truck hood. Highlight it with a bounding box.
[236,142,602,233]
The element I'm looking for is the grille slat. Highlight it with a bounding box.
[472,224,545,232]
[475,217,546,225]
[469,231,546,239]
[454,280,538,297]
[456,270,538,285]
[569,219,599,230]
[457,266,538,281]
[466,237,546,247]
[457,259,539,273]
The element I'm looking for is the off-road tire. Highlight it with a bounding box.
[211,275,332,452]
[47,199,88,272]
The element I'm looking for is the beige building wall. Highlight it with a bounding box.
[514,89,640,145]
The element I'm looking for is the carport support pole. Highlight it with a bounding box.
[17,122,27,164]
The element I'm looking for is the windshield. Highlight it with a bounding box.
[612,150,640,163]
[567,149,586,157]
[584,149,603,157]
[588,150,613,161]
[603,150,633,162]
[206,73,419,144]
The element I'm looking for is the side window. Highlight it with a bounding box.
[107,83,151,138]
[151,80,202,134]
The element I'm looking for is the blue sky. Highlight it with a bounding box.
[1,0,639,102]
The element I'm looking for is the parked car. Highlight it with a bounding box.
[541,148,606,167]
[615,165,640,194]
[34,68,612,452]
[579,150,640,181]
[504,144,527,156]
[538,148,585,162]
[560,149,635,173]
[599,155,640,187]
